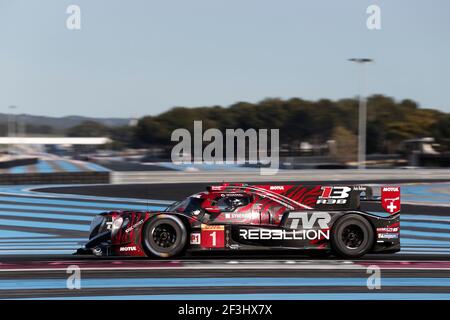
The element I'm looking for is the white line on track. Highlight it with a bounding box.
[2,260,450,272]
[0,265,338,271]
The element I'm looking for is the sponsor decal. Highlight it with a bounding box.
[201,224,225,231]
[378,233,399,239]
[119,246,137,252]
[269,186,285,191]
[125,219,144,233]
[287,212,331,229]
[239,228,330,240]
[381,186,401,214]
[225,213,253,219]
[377,227,399,233]
[316,186,351,205]
[190,233,201,245]
[254,211,332,241]
[220,193,246,197]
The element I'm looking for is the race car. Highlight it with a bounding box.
[77,183,400,258]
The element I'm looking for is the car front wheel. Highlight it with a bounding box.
[142,215,187,258]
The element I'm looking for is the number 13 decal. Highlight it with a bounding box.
[320,186,351,199]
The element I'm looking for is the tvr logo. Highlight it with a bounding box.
[316,186,351,205]
[288,212,331,229]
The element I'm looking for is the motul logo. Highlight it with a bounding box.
[270,186,284,190]
[119,246,137,252]
[383,187,399,192]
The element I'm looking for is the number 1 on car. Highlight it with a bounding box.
[201,225,225,248]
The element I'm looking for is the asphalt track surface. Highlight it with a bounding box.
[1,180,450,299]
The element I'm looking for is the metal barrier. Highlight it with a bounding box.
[110,169,450,184]
[0,157,38,169]
[0,172,110,185]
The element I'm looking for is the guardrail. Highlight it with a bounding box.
[0,172,110,185]
[0,157,38,169]
[110,169,450,184]
[1,169,448,185]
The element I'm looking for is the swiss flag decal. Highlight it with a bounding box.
[381,186,401,214]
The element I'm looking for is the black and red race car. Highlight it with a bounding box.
[77,184,400,258]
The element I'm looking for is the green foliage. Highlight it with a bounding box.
[433,114,450,140]
[331,126,357,162]
[0,123,56,136]
[66,121,110,137]
[64,95,449,154]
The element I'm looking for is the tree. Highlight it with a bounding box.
[118,94,449,154]
[67,121,110,137]
[330,126,358,162]
[434,114,450,141]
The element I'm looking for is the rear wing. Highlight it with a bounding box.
[314,185,368,211]
[352,185,401,215]
[314,185,400,215]
[354,185,379,201]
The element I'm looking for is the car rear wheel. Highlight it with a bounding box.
[331,214,374,258]
[142,215,187,258]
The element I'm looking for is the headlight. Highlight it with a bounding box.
[111,217,124,237]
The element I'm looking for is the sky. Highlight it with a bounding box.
[0,0,449,118]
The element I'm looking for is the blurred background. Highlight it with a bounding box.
[1,0,450,300]
[0,0,449,185]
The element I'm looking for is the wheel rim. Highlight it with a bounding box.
[151,224,177,249]
[341,225,364,249]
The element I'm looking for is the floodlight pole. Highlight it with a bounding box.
[7,105,17,154]
[348,58,373,169]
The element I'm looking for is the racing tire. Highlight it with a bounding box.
[330,214,374,258]
[142,215,187,258]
